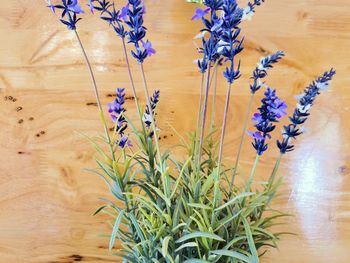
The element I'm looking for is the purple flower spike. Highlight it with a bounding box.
[68,0,84,14]
[191,7,210,21]
[141,40,156,57]
[119,3,129,21]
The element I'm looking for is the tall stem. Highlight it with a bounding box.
[240,154,260,209]
[197,65,212,166]
[195,73,205,155]
[121,37,144,126]
[210,62,219,131]
[246,154,260,192]
[268,153,283,188]
[139,63,163,172]
[217,83,232,173]
[230,93,255,189]
[74,30,115,161]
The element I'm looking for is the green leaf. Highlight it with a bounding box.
[109,210,125,252]
[92,205,108,216]
[242,217,259,263]
[183,260,208,263]
[215,192,254,211]
[176,232,225,243]
[188,203,212,210]
[175,242,198,252]
[170,157,191,199]
[162,236,172,259]
[211,249,252,263]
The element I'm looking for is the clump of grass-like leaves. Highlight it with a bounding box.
[90,125,286,263]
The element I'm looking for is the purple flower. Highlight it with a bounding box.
[270,98,287,118]
[191,7,210,21]
[252,113,262,123]
[141,40,156,57]
[250,88,286,155]
[118,136,132,148]
[211,18,223,32]
[108,88,128,146]
[248,131,264,140]
[88,0,94,13]
[68,0,84,14]
[119,3,129,21]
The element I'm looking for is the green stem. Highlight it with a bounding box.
[268,153,283,189]
[74,30,115,162]
[139,63,163,173]
[217,82,232,174]
[230,93,255,191]
[197,65,212,166]
[210,62,219,132]
[194,73,205,161]
[240,154,260,209]
[121,37,145,130]
[246,154,260,192]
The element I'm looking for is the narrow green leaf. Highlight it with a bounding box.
[170,157,191,199]
[242,217,259,263]
[92,205,108,216]
[176,232,225,243]
[162,236,172,258]
[109,210,125,252]
[183,259,209,263]
[175,242,198,252]
[211,249,252,263]
[215,192,254,211]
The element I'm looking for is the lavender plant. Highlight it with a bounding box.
[46,0,336,262]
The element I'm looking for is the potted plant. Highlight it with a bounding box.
[46,0,335,262]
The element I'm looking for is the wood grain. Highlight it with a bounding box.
[0,0,349,262]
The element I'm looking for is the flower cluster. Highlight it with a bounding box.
[250,51,285,94]
[124,0,155,63]
[249,88,287,155]
[108,88,130,148]
[277,69,336,154]
[90,0,128,38]
[47,0,84,30]
[192,1,224,73]
[220,0,244,83]
[143,90,160,136]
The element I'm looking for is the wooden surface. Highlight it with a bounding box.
[0,0,350,262]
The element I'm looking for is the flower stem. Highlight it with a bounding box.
[197,65,212,166]
[217,83,232,173]
[246,154,260,192]
[74,30,115,161]
[195,73,205,157]
[121,37,147,135]
[139,63,163,172]
[230,93,255,190]
[210,62,219,132]
[241,154,260,208]
[268,153,283,188]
